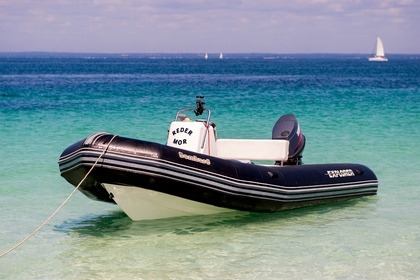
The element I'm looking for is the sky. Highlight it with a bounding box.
[0,0,419,54]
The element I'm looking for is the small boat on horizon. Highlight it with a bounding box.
[369,37,388,62]
[58,96,378,221]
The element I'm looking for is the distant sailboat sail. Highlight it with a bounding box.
[219,52,223,59]
[369,37,388,62]
[204,53,208,60]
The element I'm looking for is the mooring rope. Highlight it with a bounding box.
[0,134,118,258]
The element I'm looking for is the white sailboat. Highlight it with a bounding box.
[204,53,208,60]
[219,52,223,59]
[369,37,388,62]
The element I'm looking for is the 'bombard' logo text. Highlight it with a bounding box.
[178,152,211,165]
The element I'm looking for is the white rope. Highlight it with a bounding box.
[0,134,118,258]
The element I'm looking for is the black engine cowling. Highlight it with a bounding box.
[272,114,306,165]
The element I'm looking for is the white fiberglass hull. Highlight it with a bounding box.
[103,183,233,221]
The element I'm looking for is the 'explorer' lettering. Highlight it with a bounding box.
[326,169,355,178]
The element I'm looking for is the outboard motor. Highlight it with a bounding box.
[272,114,306,165]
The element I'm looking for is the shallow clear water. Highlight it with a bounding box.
[0,54,419,279]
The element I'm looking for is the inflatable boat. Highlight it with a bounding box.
[58,96,378,221]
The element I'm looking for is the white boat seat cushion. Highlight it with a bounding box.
[216,139,289,161]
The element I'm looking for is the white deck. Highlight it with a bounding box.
[216,139,289,161]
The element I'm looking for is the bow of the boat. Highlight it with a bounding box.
[58,133,117,203]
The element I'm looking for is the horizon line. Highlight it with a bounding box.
[1,51,419,56]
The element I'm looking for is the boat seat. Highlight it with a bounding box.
[216,139,289,161]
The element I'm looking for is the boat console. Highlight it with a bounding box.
[167,96,218,156]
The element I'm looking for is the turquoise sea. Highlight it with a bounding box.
[0,53,419,279]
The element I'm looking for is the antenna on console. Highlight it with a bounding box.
[194,95,205,116]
